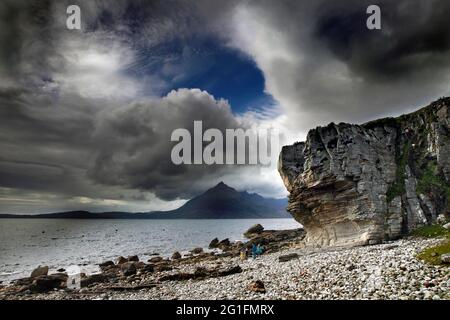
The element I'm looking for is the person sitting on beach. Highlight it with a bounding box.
[251,243,258,259]
[256,244,264,256]
[240,248,247,261]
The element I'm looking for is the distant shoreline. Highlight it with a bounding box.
[0,214,292,220]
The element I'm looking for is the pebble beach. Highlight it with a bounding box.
[2,236,448,300]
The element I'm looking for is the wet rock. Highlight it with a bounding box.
[248,280,266,293]
[134,261,146,269]
[218,238,231,249]
[155,263,173,272]
[171,251,182,260]
[148,256,163,263]
[99,261,115,270]
[120,262,137,276]
[127,255,139,262]
[190,247,204,254]
[80,273,109,287]
[116,256,128,265]
[30,274,68,292]
[244,224,264,238]
[278,253,299,262]
[209,238,219,249]
[30,266,49,278]
[159,265,242,282]
[141,264,155,273]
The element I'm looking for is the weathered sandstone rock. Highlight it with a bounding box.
[279,98,450,246]
[30,266,49,278]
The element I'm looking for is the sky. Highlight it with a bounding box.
[1,0,450,214]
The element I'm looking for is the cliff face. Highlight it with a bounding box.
[278,98,450,247]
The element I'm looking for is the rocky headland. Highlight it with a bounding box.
[279,98,450,247]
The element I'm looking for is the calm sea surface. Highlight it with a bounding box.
[0,218,300,283]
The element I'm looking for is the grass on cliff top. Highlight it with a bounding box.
[416,240,450,265]
[410,224,450,239]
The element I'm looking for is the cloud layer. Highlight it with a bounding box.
[1,0,450,213]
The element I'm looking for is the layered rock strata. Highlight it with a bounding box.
[279,98,450,246]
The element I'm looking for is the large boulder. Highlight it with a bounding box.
[99,261,115,270]
[116,256,128,265]
[148,256,163,263]
[218,238,231,249]
[127,255,139,262]
[30,266,49,278]
[209,238,220,249]
[244,224,264,238]
[279,98,450,246]
[120,262,137,276]
[30,274,68,292]
[80,273,109,287]
[190,247,204,254]
[171,251,182,260]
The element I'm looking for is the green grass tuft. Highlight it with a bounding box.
[410,224,450,239]
[416,240,450,265]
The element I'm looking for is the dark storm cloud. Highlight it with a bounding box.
[314,0,450,80]
[88,88,247,200]
[226,0,450,131]
[1,0,450,213]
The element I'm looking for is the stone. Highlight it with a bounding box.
[148,256,163,263]
[278,253,299,262]
[217,265,242,277]
[30,266,49,278]
[134,261,146,269]
[30,274,67,292]
[440,253,450,264]
[116,256,128,265]
[190,247,204,254]
[155,263,173,272]
[278,98,450,246]
[171,251,182,260]
[218,238,231,248]
[127,255,139,262]
[142,264,154,273]
[80,273,109,287]
[244,224,264,238]
[99,261,115,270]
[437,214,446,224]
[120,262,137,276]
[248,280,266,293]
[159,265,242,282]
[209,238,220,248]
[443,222,450,230]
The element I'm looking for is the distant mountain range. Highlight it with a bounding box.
[0,182,290,219]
